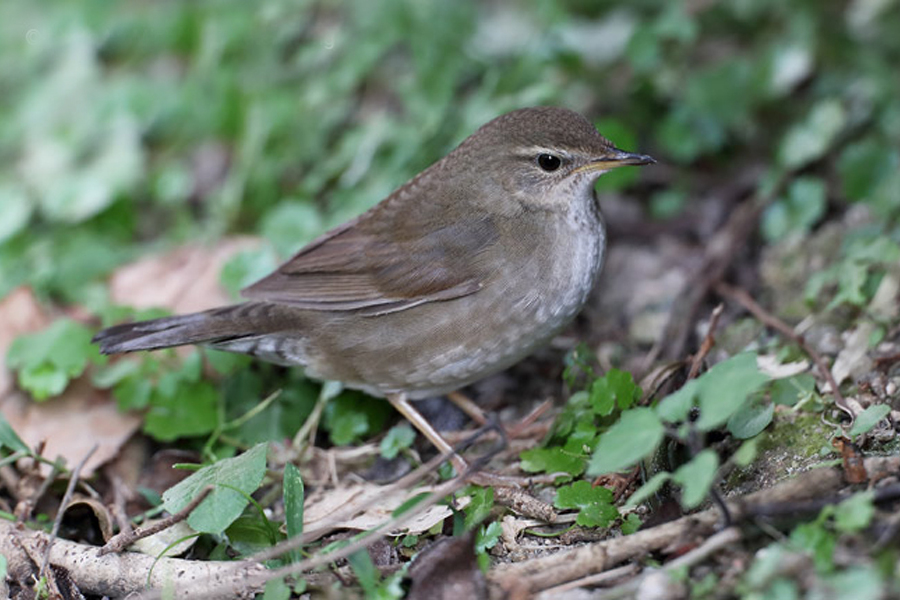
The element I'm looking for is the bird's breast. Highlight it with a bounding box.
[300,197,606,398]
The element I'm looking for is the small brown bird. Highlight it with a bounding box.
[94,107,654,468]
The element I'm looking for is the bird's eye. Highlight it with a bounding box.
[537,153,562,172]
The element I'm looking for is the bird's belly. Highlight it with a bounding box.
[307,217,606,398]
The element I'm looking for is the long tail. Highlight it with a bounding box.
[92,303,276,355]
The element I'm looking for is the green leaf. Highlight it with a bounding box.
[684,57,758,127]
[262,577,292,600]
[463,486,494,532]
[519,446,586,478]
[589,368,641,416]
[848,404,890,438]
[790,520,836,573]
[283,463,304,564]
[672,449,719,509]
[0,411,29,453]
[761,176,827,242]
[838,139,898,203]
[18,365,69,401]
[554,481,618,527]
[0,183,32,244]
[323,391,391,446]
[656,378,698,423]
[822,566,884,600]
[143,379,218,441]
[545,391,592,444]
[7,319,106,400]
[625,472,671,508]
[162,443,268,534]
[380,423,416,460]
[733,437,760,467]
[658,354,769,431]
[727,396,774,439]
[204,348,252,375]
[834,491,874,534]
[770,374,816,406]
[475,521,502,573]
[620,513,642,534]
[475,521,502,554]
[694,355,769,430]
[744,545,798,589]
[587,408,664,476]
[227,374,318,445]
[226,513,280,556]
[348,549,380,597]
[778,99,846,170]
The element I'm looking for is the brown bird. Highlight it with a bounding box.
[94,107,654,471]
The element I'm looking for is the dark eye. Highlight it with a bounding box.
[537,153,561,172]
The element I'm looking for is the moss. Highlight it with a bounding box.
[725,411,836,494]
[758,411,833,458]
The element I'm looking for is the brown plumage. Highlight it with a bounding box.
[94,107,653,461]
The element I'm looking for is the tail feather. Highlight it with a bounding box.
[93,306,260,354]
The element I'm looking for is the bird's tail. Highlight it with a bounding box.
[92,304,267,355]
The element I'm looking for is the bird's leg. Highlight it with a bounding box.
[446,390,488,426]
[387,392,470,475]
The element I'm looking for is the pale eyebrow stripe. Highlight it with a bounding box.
[514,147,573,159]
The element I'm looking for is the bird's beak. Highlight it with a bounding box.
[575,148,656,173]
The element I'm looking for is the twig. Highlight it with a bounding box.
[177,473,473,600]
[687,303,724,380]
[714,282,854,421]
[447,390,489,425]
[109,474,133,539]
[0,520,271,599]
[592,527,742,600]
[99,486,214,555]
[38,444,97,581]
[536,564,639,597]
[141,423,509,600]
[489,462,848,596]
[507,399,553,438]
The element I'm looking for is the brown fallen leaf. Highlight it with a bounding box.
[302,481,470,540]
[1,380,141,478]
[108,237,261,313]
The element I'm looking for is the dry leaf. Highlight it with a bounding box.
[303,481,469,539]
[109,237,260,313]
[832,322,876,385]
[1,379,141,477]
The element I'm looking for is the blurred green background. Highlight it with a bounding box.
[2,3,899,592]
[3,0,897,309]
[2,0,899,447]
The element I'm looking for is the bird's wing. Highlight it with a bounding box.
[241,209,499,316]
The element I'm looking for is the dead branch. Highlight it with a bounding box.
[0,519,269,599]
[487,456,883,597]
[39,444,97,581]
[687,303,724,380]
[100,485,213,555]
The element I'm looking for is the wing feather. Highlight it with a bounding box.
[241,211,498,313]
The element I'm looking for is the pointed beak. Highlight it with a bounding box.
[575,148,656,173]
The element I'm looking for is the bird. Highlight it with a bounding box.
[94,106,654,472]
